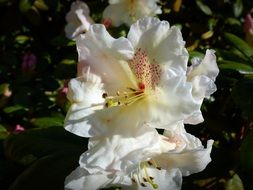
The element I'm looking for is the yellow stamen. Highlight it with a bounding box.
[103,88,145,108]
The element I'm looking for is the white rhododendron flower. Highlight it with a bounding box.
[65,17,205,135]
[103,0,162,27]
[65,1,94,40]
[65,122,213,189]
[64,17,218,189]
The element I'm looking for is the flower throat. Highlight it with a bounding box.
[102,48,161,108]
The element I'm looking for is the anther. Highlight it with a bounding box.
[150,176,154,180]
[143,177,147,182]
[156,167,161,170]
[102,92,108,98]
[127,87,137,92]
[147,161,153,166]
[141,183,146,187]
[131,178,136,183]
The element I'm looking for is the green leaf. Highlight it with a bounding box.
[0,125,9,139]
[224,33,253,60]
[34,0,48,11]
[233,0,243,17]
[8,150,81,190]
[43,0,60,11]
[240,130,253,175]
[19,0,33,13]
[215,49,248,62]
[60,59,76,65]
[4,127,87,164]
[0,0,9,6]
[189,51,205,61]
[0,159,24,190]
[218,60,253,74]
[31,117,64,128]
[196,0,212,15]
[50,35,71,46]
[15,35,30,44]
[225,18,241,26]
[225,174,244,190]
[232,79,253,120]
[3,105,26,114]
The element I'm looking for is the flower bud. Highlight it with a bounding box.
[21,52,37,73]
[244,13,253,47]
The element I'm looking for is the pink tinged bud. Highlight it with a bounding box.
[60,80,69,95]
[244,14,253,47]
[22,52,37,72]
[13,124,25,134]
[61,87,68,94]
[244,13,253,34]
[56,80,69,107]
[102,18,112,29]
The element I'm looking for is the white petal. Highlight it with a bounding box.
[154,139,213,176]
[109,0,122,4]
[64,75,108,137]
[184,75,217,125]
[188,49,219,81]
[128,17,188,75]
[184,110,204,125]
[139,168,182,190]
[71,1,90,15]
[65,167,112,190]
[103,1,161,27]
[134,0,162,16]
[191,75,217,101]
[64,23,80,40]
[185,49,219,124]
[149,75,199,129]
[118,167,182,190]
[102,3,129,27]
[79,125,161,174]
[65,1,93,40]
[75,8,93,28]
[76,25,136,93]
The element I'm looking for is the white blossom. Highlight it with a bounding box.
[65,123,213,190]
[65,1,94,40]
[65,17,205,136]
[103,0,162,27]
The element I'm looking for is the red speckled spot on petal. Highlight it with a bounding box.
[129,48,161,90]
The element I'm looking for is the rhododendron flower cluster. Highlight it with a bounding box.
[64,17,219,190]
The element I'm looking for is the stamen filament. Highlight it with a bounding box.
[142,162,159,189]
[124,93,145,106]
[103,87,145,108]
